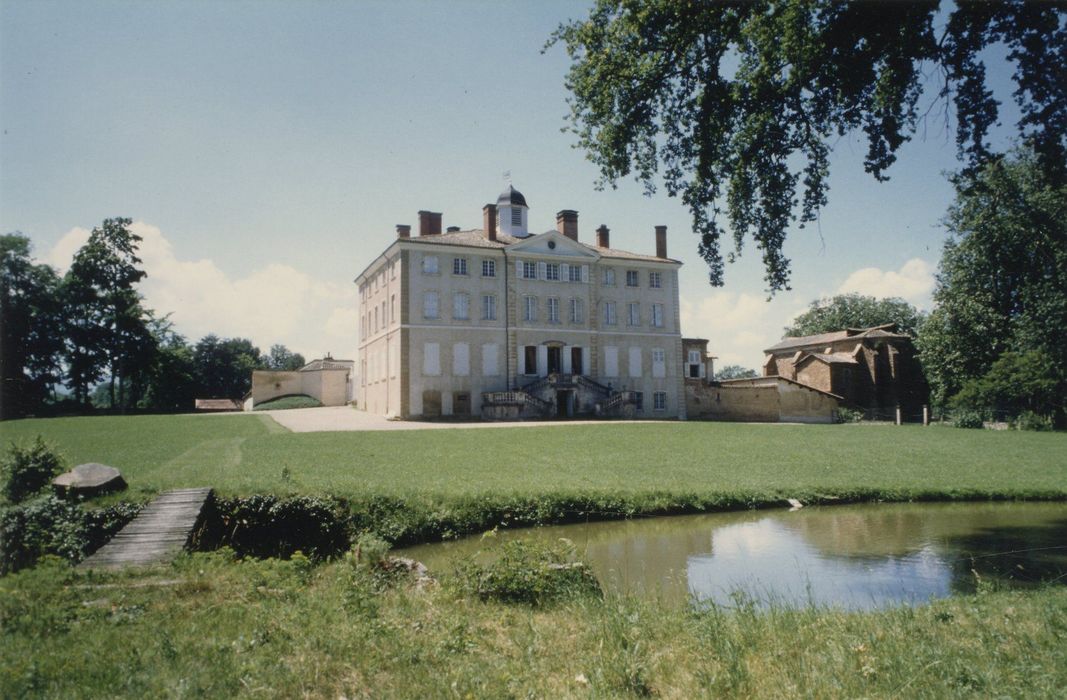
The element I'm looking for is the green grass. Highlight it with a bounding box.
[1,416,1065,502]
[253,394,322,411]
[3,553,1065,698]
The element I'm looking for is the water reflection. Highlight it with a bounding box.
[399,502,1067,610]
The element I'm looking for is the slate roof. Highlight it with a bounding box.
[402,228,679,263]
[497,185,528,207]
[801,352,858,365]
[300,358,355,372]
[764,324,908,353]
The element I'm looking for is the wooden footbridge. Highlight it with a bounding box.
[79,487,213,570]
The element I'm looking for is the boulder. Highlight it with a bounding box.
[53,463,127,497]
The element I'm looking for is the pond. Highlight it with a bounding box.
[398,502,1067,610]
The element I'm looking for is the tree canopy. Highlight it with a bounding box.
[549,1,1066,291]
[785,293,923,338]
[917,149,1067,415]
[714,365,758,381]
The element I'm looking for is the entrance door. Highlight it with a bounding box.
[556,390,570,417]
[547,346,562,374]
[571,347,583,376]
[453,392,471,416]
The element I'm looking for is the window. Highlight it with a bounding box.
[629,347,642,377]
[391,260,397,279]
[626,270,639,287]
[482,343,500,376]
[568,265,583,282]
[453,293,469,320]
[652,348,666,378]
[482,294,496,321]
[423,343,440,376]
[634,391,644,411]
[422,255,439,274]
[547,297,560,323]
[653,392,666,411]
[651,303,664,328]
[482,259,496,277]
[545,263,560,281]
[511,207,522,226]
[524,296,537,322]
[453,257,468,276]
[374,307,379,332]
[628,302,640,326]
[569,298,583,323]
[603,268,616,286]
[604,301,617,326]
[423,291,439,319]
[390,295,396,323]
[688,350,703,378]
[649,271,662,288]
[522,261,537,279]
[604,346,619,377]
[453,343,470,376]
[524,346,538,375]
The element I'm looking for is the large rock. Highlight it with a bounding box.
[53,463,127,497]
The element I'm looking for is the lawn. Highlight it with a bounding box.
[2,553,1065,698]
[1,414,1065,501]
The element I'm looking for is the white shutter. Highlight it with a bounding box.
[581,265,589,283]
[653,349,666,378]
[453,343,470,376]
[518,346,526,376]
[537,345,548,377]
[629,347,642,378]
[560,263,570,282]
[482,343,499,376]
[538,261,547,280]
[582,347,590,377]
[516,260,524,277]
[423,343,440,376]
[604,346,618,378]
[562,346,572,374]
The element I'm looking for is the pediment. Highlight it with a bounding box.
[507,231,600,259]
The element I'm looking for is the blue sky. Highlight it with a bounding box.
[1,1,1023,367]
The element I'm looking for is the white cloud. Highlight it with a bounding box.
[681,292,805,369]
[836,258,935,308]
[45,221,358,361]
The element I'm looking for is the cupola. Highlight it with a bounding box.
[496,185,529,238]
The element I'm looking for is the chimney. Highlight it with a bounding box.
[596,224,610,249]
[556,209,578,241]
[655,225,667,258]
[418,210,442,236]
[446,226,460,233]
[483,203,497,242]
[396,224,411,239]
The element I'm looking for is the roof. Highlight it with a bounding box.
[764,323,909,353]
[718,375,844,401]
[497,185,528,207]
[402,228,680,263]
[300,358,355,372]
[194,399,243,411]
[800,352,858,365]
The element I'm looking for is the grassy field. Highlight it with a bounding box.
[1,414,1065,502]
[3,553,1065,698]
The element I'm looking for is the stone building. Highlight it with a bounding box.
[354,185,686,420]
[761,324,929,419]
[248,357,355,409]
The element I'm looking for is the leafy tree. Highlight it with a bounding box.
[140,320,198,412]
[917,150,1067,412]
[785,294,923,338]
[62,218,156,410]
[951,350,1062,419]
[194,335,261,400]
[714,365,758,381]
[0,234,64,418]
[549,1,1066,291]
[264,344,306,371]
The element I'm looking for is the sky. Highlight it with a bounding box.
[1,1,1025,369]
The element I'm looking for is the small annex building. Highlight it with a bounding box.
[248,356,355,410]
[762,324,929,420]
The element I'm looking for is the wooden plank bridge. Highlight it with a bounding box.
[79,487,213,570]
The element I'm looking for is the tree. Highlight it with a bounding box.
[952,350,1062,418]
[264,344,306,371]
[194,335,261,400]
[784,293,923,338]
[917,149,1067,412]
[62,218,156,410]
[141,320,198,412]
[715,365,758,381]
[0,234,64,418]
[549,1,1066,291]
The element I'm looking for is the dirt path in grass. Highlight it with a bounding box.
[254,406,676,433]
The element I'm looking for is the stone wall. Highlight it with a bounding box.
[685,377,839,423]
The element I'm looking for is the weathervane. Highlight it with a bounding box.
[503,170,512,186]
